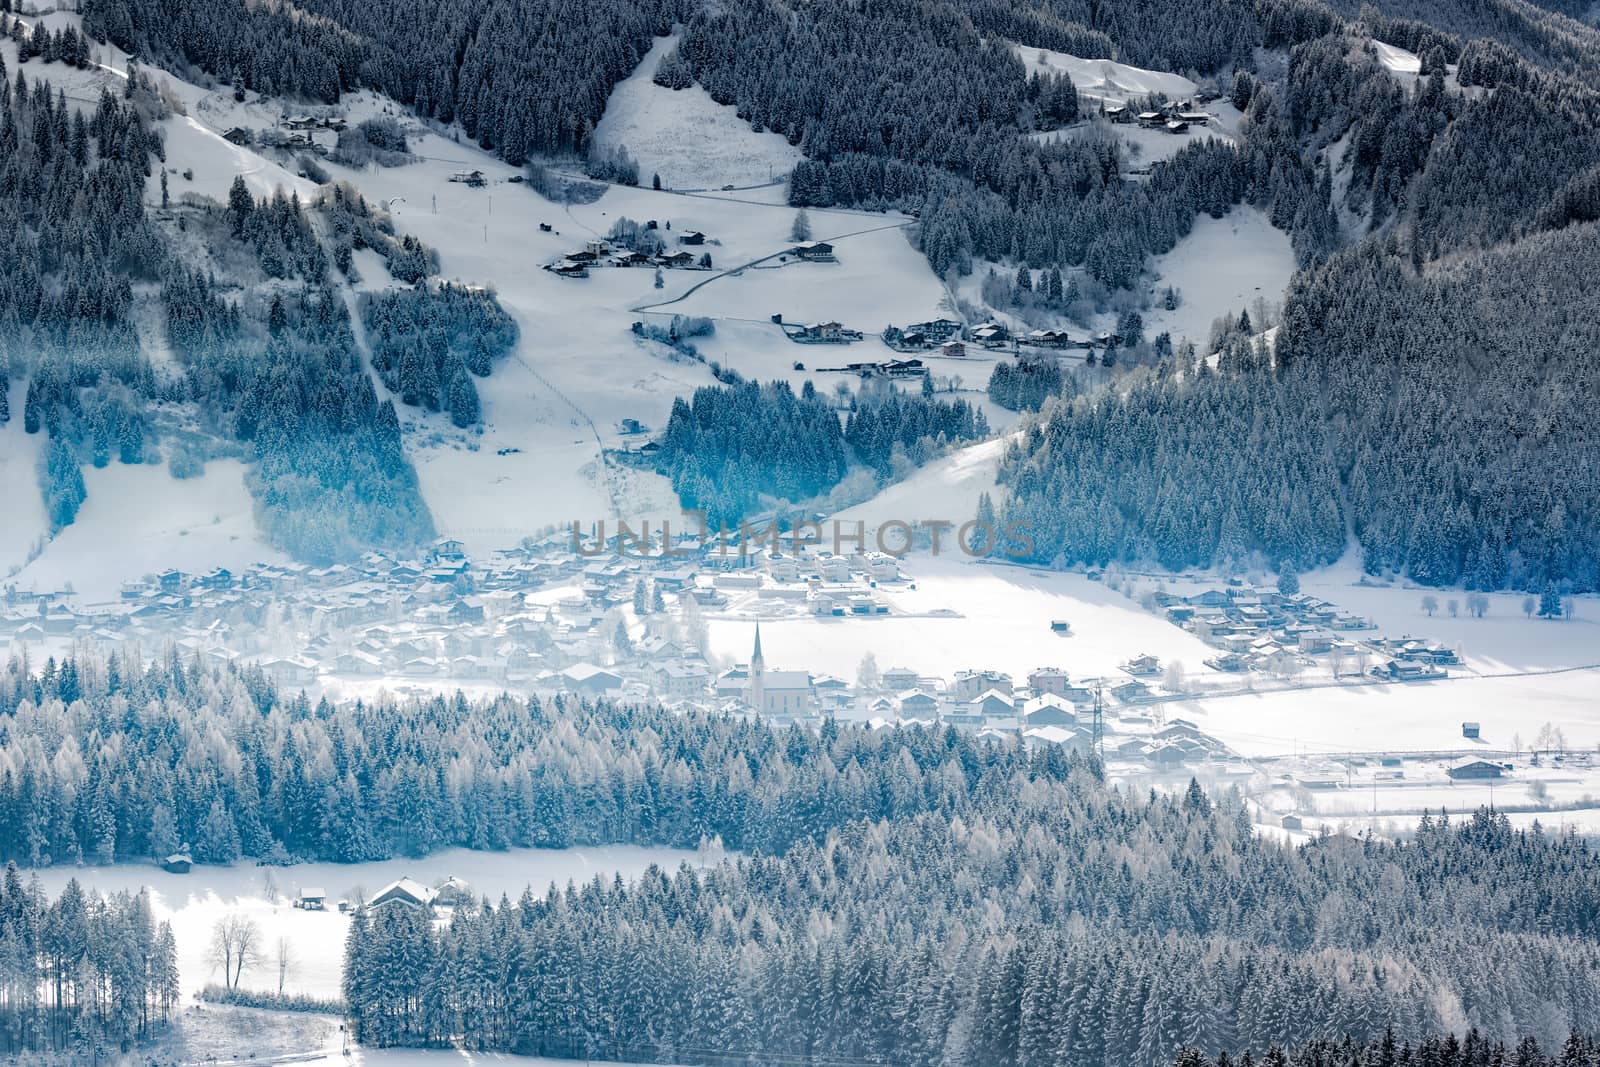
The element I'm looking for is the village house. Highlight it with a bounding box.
[370,877,438,910]
[1027,666,1072,696]
[792,240,836,261]
[950,668,1013,702]
[896,689,940,719]
[1447,759,1504,780]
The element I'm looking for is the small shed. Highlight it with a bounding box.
[299,888,328,911]
[162,853,193,874]
[1462,721,1481,739]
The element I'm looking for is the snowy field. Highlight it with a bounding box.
[591,33,804,190]
[1170,667,1600,757]
[1012,44,1198,106]
[1372,40,1422,76]
[707,553,1221,687]
[1134,207,1296,346]
[15,458,287,600]
[32,845,704,1000]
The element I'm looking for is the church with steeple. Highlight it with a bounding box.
[743,623,816,720]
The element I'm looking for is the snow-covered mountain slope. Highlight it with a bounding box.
[1014,44,1198,106]
[590,33,805,190]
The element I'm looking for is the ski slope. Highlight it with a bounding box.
[590,33,805,190]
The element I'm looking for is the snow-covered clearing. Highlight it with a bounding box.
[1169,666,1600,757]
[32,845,704,1000]
[1372,40,1422,76]
[831,437,1005,534]
[15,458,287,600]
[1012,44,1198,106]
[1139,207,1296,345]
[591,33,805,190]
[1036,118,1235,167]
[706,553,1220,687]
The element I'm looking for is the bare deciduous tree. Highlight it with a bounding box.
[207,913,262,990]
[275,936,295,995]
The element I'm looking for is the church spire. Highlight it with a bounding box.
[748,624,765,712]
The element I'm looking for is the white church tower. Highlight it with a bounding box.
[748,623,765,712]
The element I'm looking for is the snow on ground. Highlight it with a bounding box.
[1036,118,1236,167]
[32,845,704,1000]
[591,33,805,191]
[310,94,955,549]
[1013,44,1198,106]
[1139,206,1296,346]
[307,1048,690,1067]
[1372,40,1422,76]
[1168,667,1600,757]
[831,437,1005,534]
[707,554,1219,689]
[15,458,287,601]
[1299,568,1600,675]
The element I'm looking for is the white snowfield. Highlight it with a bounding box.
[1140,207,1297,346]
[1372,40,1423,76]
[1013,43,1200,106]
[32,845,703,1001]
[590,33,805,190]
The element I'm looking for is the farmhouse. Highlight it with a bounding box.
[1447,759,1504,780]
[793,241,836,261]
[370,877,438,910]
[970,321,1010,347]
[298,888,328,911]
[896,689,940,719]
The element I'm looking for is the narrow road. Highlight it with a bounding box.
[630,219,915,315]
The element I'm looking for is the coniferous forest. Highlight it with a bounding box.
[0,871,179,1056]
[656,380,988,526]
[341,752,1600,1066]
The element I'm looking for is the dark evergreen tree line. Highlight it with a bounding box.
[1001,220,1600,591]
[1,69,164,532]
[0,648,1039,866]
[657,379,988,526]
[657,380,849,527]
[360,282,519,428]
[343,775,1600,1067]
[0,867,178,1056]
[82,0,684,164]
[1176,1029,1600,1067]
[988,356,1071,412]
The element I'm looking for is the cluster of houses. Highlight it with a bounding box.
[780,319,866,344]
[1148,581,1459,681]
[223,112,349,153]
[544,231,712,279]
[882,318,964,354]
[1102,98,1213,134]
